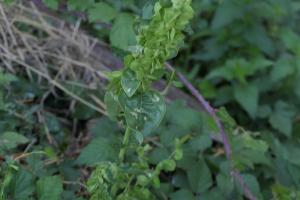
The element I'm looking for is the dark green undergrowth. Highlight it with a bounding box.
[1,0,300,199]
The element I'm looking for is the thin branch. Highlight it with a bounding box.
[166,63,257,200]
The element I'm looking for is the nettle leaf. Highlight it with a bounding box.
[187,158,212,193]
[270,56,294,83]
[189,132,212,152]
[234,84,258,119]
[0,132,29,150]
[232,132,270,169]
[76,137,119,166]
[216,174,234,196]
[88,2,117,23]
[211,0,243,29]
[121,68,141,97]
[36,176,63,200]
[110,13,136,50]
[119,91,166,134]
[9,169,35,200]
[244,24,274,55]
[269,101,295,137]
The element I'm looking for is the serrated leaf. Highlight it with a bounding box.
[88,2,117,23]
[211,0,243,29]
[118,91,166,134]
[0,132,29,150]
[189,132,212,152]
[76,137,119,166]
[36,176,63,200]
[109,13,136,50]
[270,56,294,82]
[10,169,35,200]
[121,68,141,97]
[187,158,212,193]
[269,101,295,137]
[234,84,258,119]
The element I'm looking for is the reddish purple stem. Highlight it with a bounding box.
[166,63,257,200]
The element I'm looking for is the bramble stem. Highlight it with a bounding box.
[166,63,257,200]
[119,127,131,162]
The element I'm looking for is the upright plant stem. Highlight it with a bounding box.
[119,127,131,162]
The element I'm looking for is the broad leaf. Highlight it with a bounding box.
[88,2,117,23]
[104,91,121,120]
[68,0,94,11]
[10,169,35,200]
[0,132,29,150]
[109,13,136,50]
[269,101,295,137]
[211,0,243,29]
[170,189,195,200]
[119,91,166,134]
[36,176,63,200]
[187,158,212,193]
[270,56,294,82]
[76,137,119,166]
[121,68,141,97]
[234,84,258,119]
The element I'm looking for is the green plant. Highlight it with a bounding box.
[87,0,194,199]
[2,0,300,199]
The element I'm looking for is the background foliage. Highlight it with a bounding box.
[1,0,300,199]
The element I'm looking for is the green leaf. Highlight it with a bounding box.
[236,174,262,199]
[270,56,294,82]
[166,101,203,131]
[104,91,121,120]
[0,72,17,86]
[269,101,295,137]
[10,169,35,200]
[211,0,243,29]
[0,132,29,150]
[42,0,59,10]
[88,117,120,138]
[76,137,119,166]
[121,68,141,97]
[217,174,234,196]
[142,3,154,20]
[88,2,117,23]
[119,91,166,134]
[189,132,212,152]
[68,0,94,11]
[234,84,258,118]
[109,13,136,50]
[170,189,195,200]
[36,176,63,200]
[187,158,212,193]
[244,24,274,55]
[272,184,300,200]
